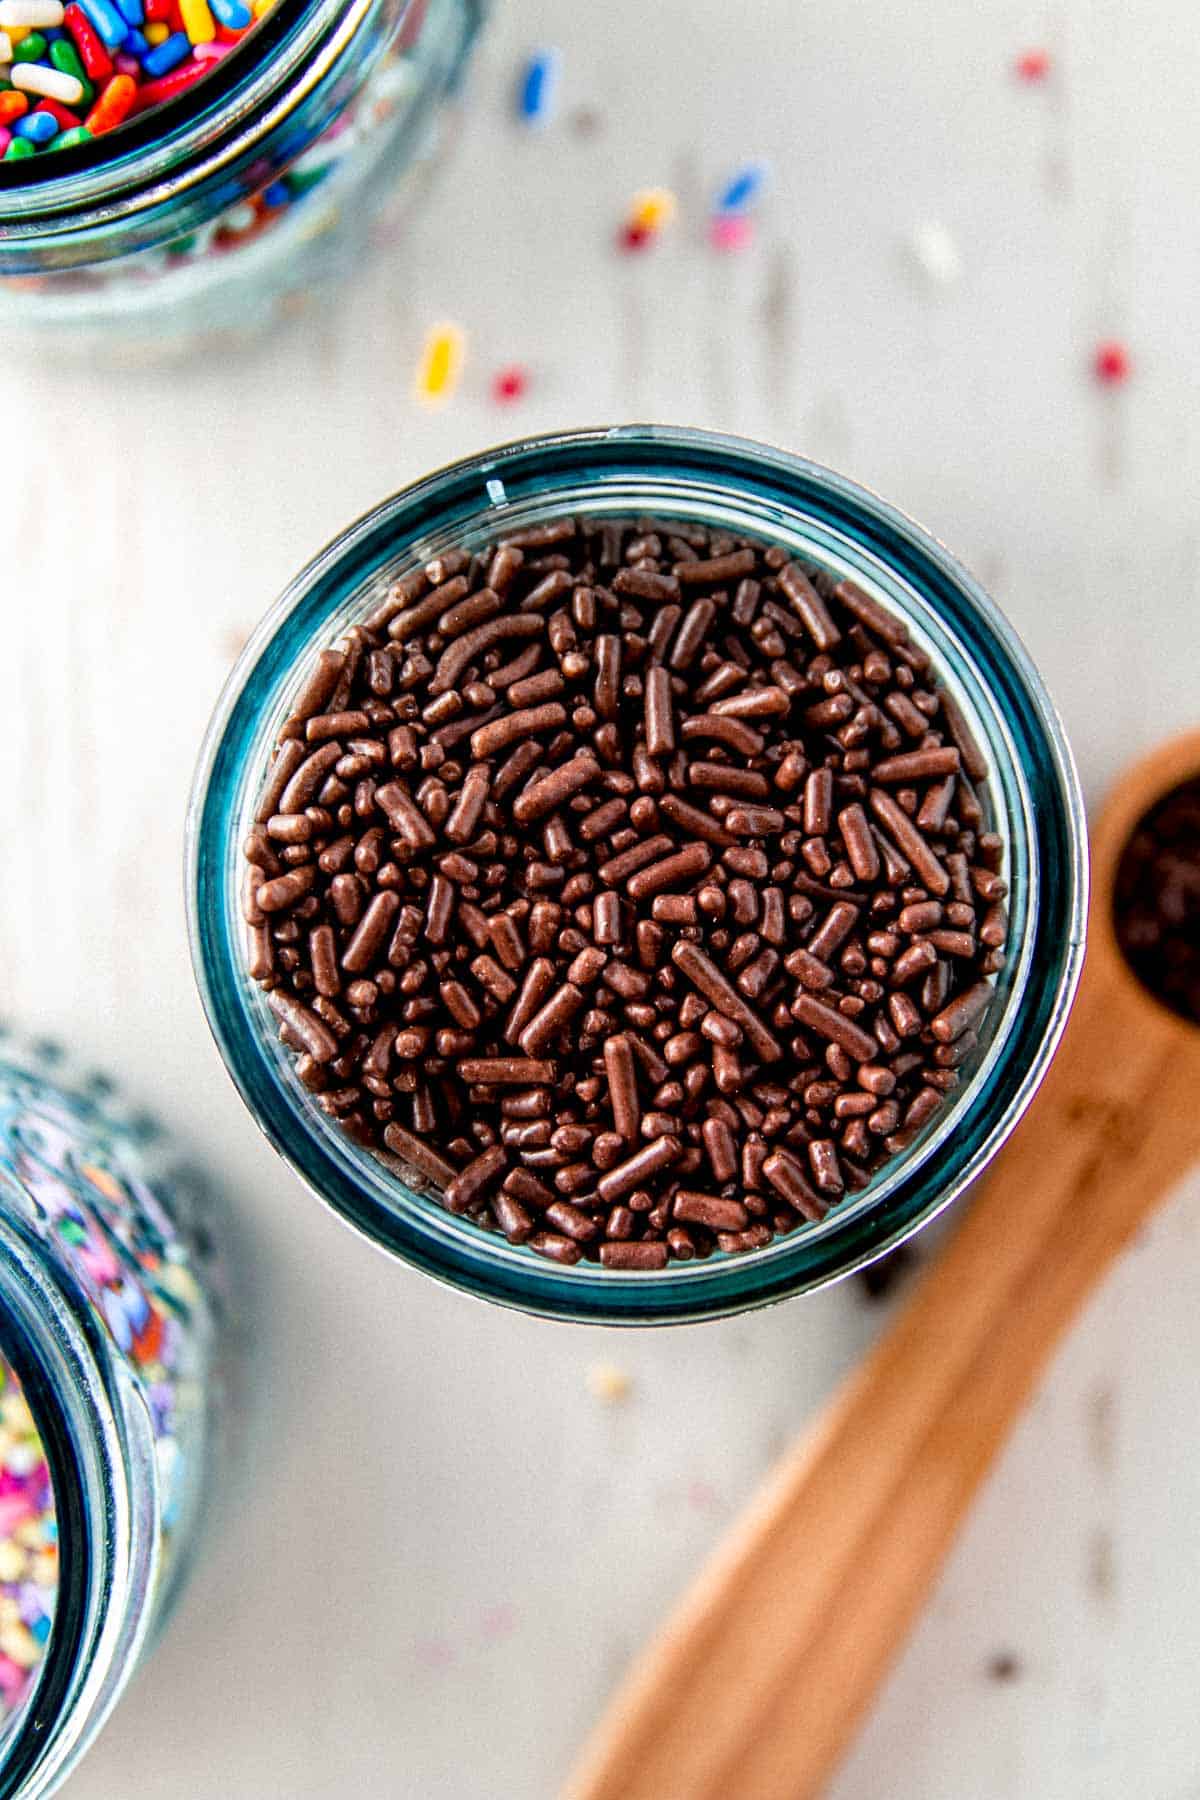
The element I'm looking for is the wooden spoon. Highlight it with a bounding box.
[567,729,1200,1800]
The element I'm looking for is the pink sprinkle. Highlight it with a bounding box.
[709,214,755,254]
[1093,340,1131,385]
[1014,48,1051,81]
[491,366,529,405]
[687,1479,720,1513]
[0,130,10,158]
[0,1656,24,1701]
[0,1496,35,1536]
[481,1603,517,1641]
[414,1636,455,1670]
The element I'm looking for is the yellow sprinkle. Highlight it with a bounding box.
[179,0,215,43]
[414,321,466,408]
[80,1164,121,1203]
[6,23,28,44]
[31,1551,58,1588]
[586,1362,632,1404]
[0,1624,39,1670]
[629,187,677,234]
[144,21,168,42]
[251,0,274,16]
[0,1543,25,1583]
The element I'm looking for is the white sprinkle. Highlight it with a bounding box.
[587,1362,632,1403]
[12,61,83,103]
[485,477,507,507]
[0,0,65,25]
[910,220,962,287]
[0,32,11,59]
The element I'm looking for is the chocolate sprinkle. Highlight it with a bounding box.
[243,516,1007,1267]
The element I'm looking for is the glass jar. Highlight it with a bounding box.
[187,425,1087,1325]
[0,0,484,354]
[0,1030,224,1797]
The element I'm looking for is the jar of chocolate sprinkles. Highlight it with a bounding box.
[188,426,1086,1324]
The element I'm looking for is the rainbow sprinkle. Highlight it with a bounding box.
[517,47,559,127]
[414,320,466,407]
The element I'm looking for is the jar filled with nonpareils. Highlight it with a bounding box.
[0,1030,225,1796]
[0,0,483,355]
[188,426,1086,1325]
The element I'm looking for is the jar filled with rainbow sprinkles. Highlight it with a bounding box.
[0,0,484,353]
[0,1030,226,1796]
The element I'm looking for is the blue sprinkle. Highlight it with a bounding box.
[261,180,289,207]
[142,29,190,74]
[31,1617,51,1645]
[79,0,130,47]
[113,0,144,27]
[210,0,251,26]
[14,112,60,144]
[715,161,770,215]
[518,48,560,126]
[123,26,148,54]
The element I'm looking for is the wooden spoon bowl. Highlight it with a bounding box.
[567,729,1200,1800]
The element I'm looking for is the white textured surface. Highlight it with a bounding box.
[5,0,1200,1795]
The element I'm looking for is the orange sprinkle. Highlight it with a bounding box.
[0,92,30,127]
[85,72,137,136]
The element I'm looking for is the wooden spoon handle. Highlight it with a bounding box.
[566,958,1200,1800]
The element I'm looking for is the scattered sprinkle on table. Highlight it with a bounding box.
[1092,339,1131,385]
[587,1363,632,1403]
[414,321,466,407]
[618,186,676,252]
[910,220,962,287]
[491,365,529,406]
[1014,47,1051,82]
[516,46,559,127]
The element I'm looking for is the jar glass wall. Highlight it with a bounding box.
[188,426,1087,1325]
[0,0,484,353]
[0,1032,225,1797]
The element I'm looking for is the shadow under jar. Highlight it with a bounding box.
[0,0,483,355]
[0,1032,225,1798]
[188,426,1086,1325]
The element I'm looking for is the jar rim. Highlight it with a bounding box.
[0,0,406,233]
[187,426,1088,1325]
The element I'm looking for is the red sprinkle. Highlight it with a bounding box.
[491,366,529,405]
[1014,47,1051,81]
[1093,340,1131,385]
[618,222,652,253]
[34,98,83,131]
[64,3,113,80]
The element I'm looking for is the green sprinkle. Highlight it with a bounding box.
[4,138,35,160]
[50,38,93,105]
[52,126,92,149]
[12,31,47,60]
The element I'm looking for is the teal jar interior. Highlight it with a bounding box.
[0,0,484,350]
[188,426,1087,1325]
[0,1034,225,1796]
